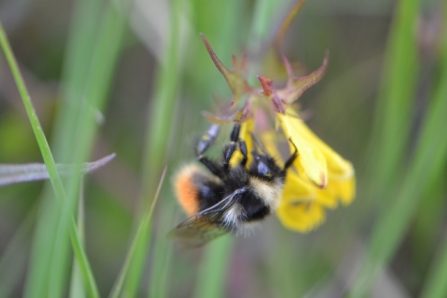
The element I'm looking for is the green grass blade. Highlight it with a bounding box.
[23,0,103,294]
[45,0,127,294]
[46,2,127,294]
[0,22,68,219]
[415,8,447,298]
[0,19,100,298]
[422,233,447,298]
[349,17,447,298]
[109,167,166,298]
[0,17,104,298]
[70,184,87,298]
[148,201,177,298]
[0,208,35,297]
[123,0,183,295]
[367,0,421,196]
[347,0,422,293]
[140,0,182,198]
[194,236,233,298]
[3,0,126,295]
[54,3,127,296]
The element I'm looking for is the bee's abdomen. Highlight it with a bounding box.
[175,164,226,216]
[174,165,202,216]
[195,177,225,211]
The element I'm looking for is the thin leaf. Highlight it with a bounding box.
[349,9,447,295]
[25,0,127,295]
[109,167,166,298]
[124,0,184,294]
[194,236,233,298]
[0,19,100,298]
[367,0,421,198]
[0,153,115,186]
[415,6,447,297]
[0,208,35,297]
[69,182,86,298]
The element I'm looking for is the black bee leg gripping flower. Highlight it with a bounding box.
[196,124,222,177]
[223,124,241,171]
[196,124,220,155]
[282,138,298,174]
[239,139,248,167]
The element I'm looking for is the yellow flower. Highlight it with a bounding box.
[198,27,355,234]
[276,110,355,232]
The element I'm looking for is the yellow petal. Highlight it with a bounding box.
[278,113,328,188]
[277,190,326,232]
[282,171,316,199]
[277,202,326,232]
[275,111,356,232]
[277,173,326,232]
[292,117,356,205]
[327,174,356,205]
[315,187,338,209]
[291,115,353,177]
[276,169,356,232]
[283,171,338,209]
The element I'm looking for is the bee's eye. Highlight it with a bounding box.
[257,161,270,176]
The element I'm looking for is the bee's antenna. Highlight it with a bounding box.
[249,132,269,156]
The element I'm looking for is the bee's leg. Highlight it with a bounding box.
[222,123,241,171]
[282,138,298,172]
[196,124,220,156]
[239,139,248,167]
[196,124,223,177]
[198,156,222,177]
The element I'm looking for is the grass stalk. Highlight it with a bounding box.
[109,168,166,298]
[415,5,447,297]
[367,0,421,197]
[0,19,100,298]
[23,0,103,294]
[69,182,87,298]
[122,0,183,295]
[0,208,35,297]
[349,13,447,295]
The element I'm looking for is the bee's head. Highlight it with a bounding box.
[246,132,284,181]
[249,152,282,181]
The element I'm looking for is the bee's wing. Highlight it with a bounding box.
[170,188,246,248]
[170,215,230,248]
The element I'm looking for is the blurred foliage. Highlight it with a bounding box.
[0,0,446,297]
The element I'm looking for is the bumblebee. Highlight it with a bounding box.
[171,123,297,248]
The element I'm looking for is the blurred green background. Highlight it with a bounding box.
[0,0,446,297]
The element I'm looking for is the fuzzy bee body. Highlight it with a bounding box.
[171,124,296,248]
